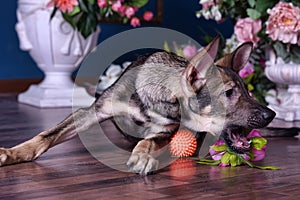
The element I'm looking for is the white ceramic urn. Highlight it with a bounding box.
[16,0,99,107]
[265,50,300,121]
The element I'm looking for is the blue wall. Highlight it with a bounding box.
[0,0,233,80]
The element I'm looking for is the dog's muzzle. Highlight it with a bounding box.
[248,106,276,128]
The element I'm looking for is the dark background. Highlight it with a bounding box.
[0,0,233,80]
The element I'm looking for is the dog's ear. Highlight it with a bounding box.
[215,42,253,73]
[181,36,220,96]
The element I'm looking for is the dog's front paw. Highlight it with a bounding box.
[0,148,11,166]
[126,153,159,175]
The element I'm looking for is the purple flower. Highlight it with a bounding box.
[239,62,255,78]
[251,147,266,161]
[219,163,230,167]
[247,129,262,138]
[182,45,197,59]
[247,130,267,161]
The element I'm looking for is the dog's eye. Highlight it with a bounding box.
[225,89,233,97]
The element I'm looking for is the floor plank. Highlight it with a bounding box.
[0,94,299,199]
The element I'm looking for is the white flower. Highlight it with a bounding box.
[211,5,222,21]
[122,61,132,69]
[224,34,239,54]
[97,64,123,92]
[199,0,213,4]
[202,10,212,20]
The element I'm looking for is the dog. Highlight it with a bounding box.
[0,36,275,174]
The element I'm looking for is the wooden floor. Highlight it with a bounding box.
[0,94,300,200]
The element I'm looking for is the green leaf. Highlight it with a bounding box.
[248,84,254,91]
[243,158,254,168]
[77,12,98,38]
[236,156,243,166]
[62,12,77,29]
[248,0,256,8]
[88,0,95,4]
[164,41,171,52]
[78,0,89,13]
[251,137,267,150]
[253,165,281,170]
[246,8,261,19]
[221,152,231,164]
[70,6,81,16]
[255,0,276,13]
[126,0,149,8]
[210,144,227,152]
[229,154,238,167]
[122,17,129,24]
[198,159,221,166]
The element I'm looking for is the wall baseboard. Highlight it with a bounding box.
[0,79,42,93]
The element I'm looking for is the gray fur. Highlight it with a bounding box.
[0,39,275,175]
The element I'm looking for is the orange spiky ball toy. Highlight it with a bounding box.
[169,129,197,157]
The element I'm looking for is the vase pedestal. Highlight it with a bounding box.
[18,85,94,108]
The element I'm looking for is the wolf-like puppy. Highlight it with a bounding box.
[0,37,275,174]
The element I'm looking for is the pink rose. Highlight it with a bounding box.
[239,62,254,78]
[182,45,197,59]
[143,11,154,21]
[97,0,107,8]
[112,0,122,12]
[266,2,300,45]
[234,17,262,45]
[130,17,140,27]
[125,6,135,18]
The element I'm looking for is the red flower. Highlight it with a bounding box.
[47,0,78,13]
[143,11,154,21]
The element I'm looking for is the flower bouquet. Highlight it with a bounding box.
[198,130,280,170]
[47,0,154,38]
[196,0,300,105]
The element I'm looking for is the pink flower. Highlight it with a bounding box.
[266,2,300,45]
[119,5,127,16]
[219,163,229,167]
[112,0,122,12]
[239,62,254,78]
[143,11,154,21]
[234,17,262,45]
[97,0,107,8]
[182,45,197,59]
[209,140,225,161]
[130,17,140,27]
[247,130,266,161]
[251,147,266,161]
[200,0,221,10]
[125,6,135,18]
[247,129,263,138]
[47,0,78,13]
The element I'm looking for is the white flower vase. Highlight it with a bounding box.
[265,50,300,121]
[15,0,98,107]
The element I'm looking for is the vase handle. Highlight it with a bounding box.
[15,9,33,51]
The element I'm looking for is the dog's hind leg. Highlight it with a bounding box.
[0,101,112,166]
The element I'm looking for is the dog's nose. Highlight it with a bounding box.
[262,109,276,122]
